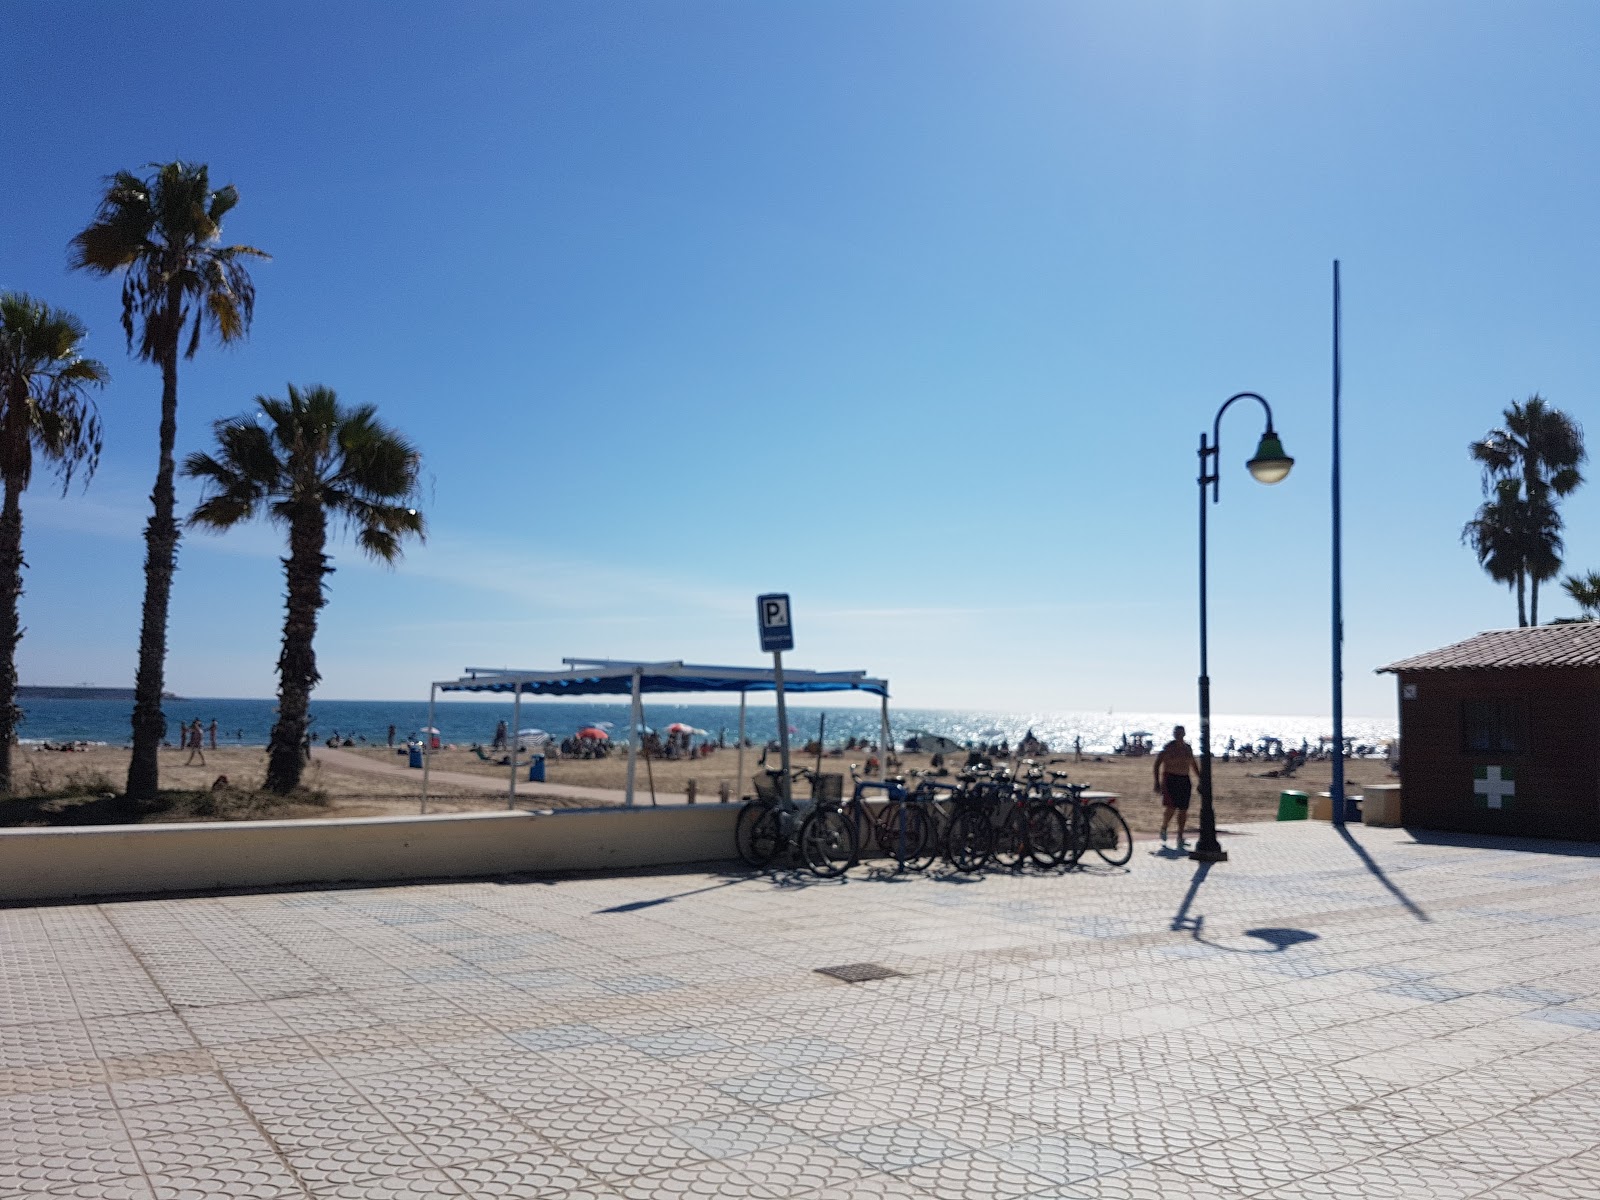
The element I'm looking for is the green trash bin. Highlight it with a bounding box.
[1277,790,1309,821]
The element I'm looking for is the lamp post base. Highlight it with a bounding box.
[1188,846,1229,863]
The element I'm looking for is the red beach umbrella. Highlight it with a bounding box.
[576,727,609,740]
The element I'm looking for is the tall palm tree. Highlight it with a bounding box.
[0,295,108,794]
[70,161,269,801]
[1463,479,1533,626]
[1469,396,1586,625]
[184,385,423,792]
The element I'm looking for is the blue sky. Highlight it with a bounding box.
[4,1,1599,717]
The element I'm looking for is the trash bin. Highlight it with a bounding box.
[408,745,423,769]
[527,754,545,782]
[1277,790,1309,820]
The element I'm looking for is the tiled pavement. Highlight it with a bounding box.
[4,822,1600,1200]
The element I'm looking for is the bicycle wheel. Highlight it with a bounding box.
[736,802,779,867]
[992,806,1028,870]
[945,807,991,873]
[847,800,877,861]
[799,808,857,878]
[1060,802,1089,867]
[873,800,915,855]
[1087,802,1132,866]
[901,806,938,872]
[1026,802,1071,869]
[880,804,933,871]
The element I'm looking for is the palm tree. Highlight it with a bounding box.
[184,385,423,792]
[1469,396,1586,625]
[70,162,269,801]
[0,295,108,794]
[1562,571,1600,620]
[1463,479,1533,625]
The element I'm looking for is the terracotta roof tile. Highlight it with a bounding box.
[1379,623,1600,672]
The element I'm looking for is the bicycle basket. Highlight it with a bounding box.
[811,773,844,803]
[752,773,783,803]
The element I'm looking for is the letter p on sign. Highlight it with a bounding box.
[757,593,794,652]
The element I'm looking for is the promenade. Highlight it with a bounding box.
[4,822,1599,1199]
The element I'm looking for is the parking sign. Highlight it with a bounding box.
[757,593,793,652]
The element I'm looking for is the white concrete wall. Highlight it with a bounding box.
[0,806,741,903]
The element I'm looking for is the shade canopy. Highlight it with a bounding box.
[437,658,889,699]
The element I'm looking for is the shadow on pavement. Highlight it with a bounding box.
[1401,827,1600,858]
[1170,861,1321,954]
[1338,822,1431,922]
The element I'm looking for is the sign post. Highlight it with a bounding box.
[757,594,795,803]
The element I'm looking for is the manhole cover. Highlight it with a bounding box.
[815,962,903,983]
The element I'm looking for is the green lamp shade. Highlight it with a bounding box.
[1247,431,1293,484]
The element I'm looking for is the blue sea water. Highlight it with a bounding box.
[19,696,1396,755]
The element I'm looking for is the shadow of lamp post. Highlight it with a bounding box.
[1192,393,1293,864]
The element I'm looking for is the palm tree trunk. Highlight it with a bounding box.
[1516,572,1527,627]
[0,469,24,796]
[1531,576,1540,626]
[125,336,181,802]
[266,505,328,793]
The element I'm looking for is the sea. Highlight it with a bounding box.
[19,697,1396,755]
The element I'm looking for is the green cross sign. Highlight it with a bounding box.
[1473,764,1515,810]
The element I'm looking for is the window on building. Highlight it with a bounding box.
[1462,699,1525,755]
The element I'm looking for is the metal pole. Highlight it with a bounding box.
[816,712,826,778]
[736,690,746,800]
[421,682,435,814]
[1331,259,1347,826]
[879,693,891,776]
[625,667,642,807]
[773,651,791,804]
[1192,431,1227,862]
[508,688,520,809]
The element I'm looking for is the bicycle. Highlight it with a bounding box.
[734,762,809,868]
[992,761,1071,870]
[1043,761,1132,867]
[845,768,937,873]
[942,767,1002,872]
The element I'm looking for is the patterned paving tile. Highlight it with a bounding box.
[12,825,1600,1198]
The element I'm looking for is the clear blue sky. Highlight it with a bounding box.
[5,1,1599,716]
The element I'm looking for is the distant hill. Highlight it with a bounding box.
[19,686,185,701]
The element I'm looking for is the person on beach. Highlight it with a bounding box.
[1154,725,1199,846]
[387,724,396,748]
[207,718,218,750]
[185,718,205,766]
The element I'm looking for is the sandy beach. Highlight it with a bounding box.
[10,738,1396,834]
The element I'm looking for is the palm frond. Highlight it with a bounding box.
[0,292,108,493]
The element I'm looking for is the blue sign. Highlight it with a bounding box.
[757,593,794,652]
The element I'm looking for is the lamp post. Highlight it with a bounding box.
[1193,393,1293,863]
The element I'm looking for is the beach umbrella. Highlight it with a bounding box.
[665,722,696,734]
[517,728,549,739]
[422,726,441,734]
[576,727,609,740]
[979,728,1005,739]
[587,721,615,731]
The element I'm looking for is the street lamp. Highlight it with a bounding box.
[1193,393,1293,863]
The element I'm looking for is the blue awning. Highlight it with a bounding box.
[436,658,888,699]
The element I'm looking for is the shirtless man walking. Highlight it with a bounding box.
[1154,725,1200,847]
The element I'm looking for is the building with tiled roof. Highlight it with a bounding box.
[1379,624,1600,840]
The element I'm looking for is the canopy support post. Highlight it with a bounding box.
[735,690,746,803]
[509,687,521,808]
[625,667,643,807]
[880,692,891,776]
[421,682,435,814]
